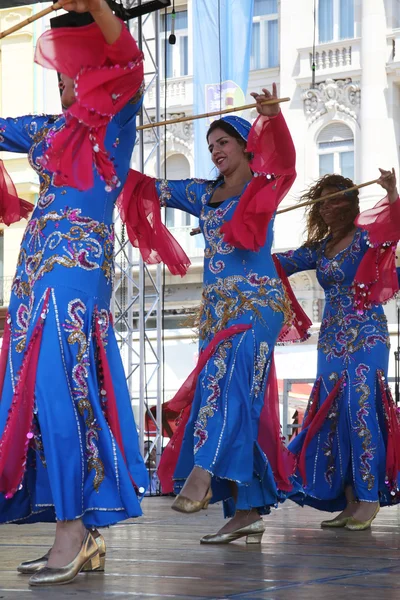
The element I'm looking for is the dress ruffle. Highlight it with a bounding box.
[354,196,400,312]
[117,172,190,276]
[34,22,144,191]
[0,286,148,525]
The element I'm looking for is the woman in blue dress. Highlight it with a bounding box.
[275,171,400,530]
[120,85,306,544]
[0,0,148,586]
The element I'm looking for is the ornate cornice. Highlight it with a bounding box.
[302,78,360,123]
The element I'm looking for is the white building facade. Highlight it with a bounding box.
[140,0,400,411]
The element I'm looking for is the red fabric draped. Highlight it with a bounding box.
[298,376,345,485]
[0,160,32,226]
[220,112,296,251]
[259,354,295,492]
[157,324,251,493]
[117,171,190,276]
[0,289,50,498]
[34,22,144,191]
[157,325,295,494]
[94,317,138,491]
[356,195,400,245]
[354,196,400,313]
[273,255,312,343]
[378,373,400,493]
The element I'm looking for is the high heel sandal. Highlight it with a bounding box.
[82,528,106,572]
[28,530,100,586]
[171,487,212,514]
[345,504,380,531]
[321,501,358,528]
[321,516,351,528]
[17,528,106,575]
[200,519,266,544]
[17,552,49,575]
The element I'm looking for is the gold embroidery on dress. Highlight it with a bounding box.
[198,274,290,340]
[253,342,270,398]
[14,209,114,298]
[65,299,105,492]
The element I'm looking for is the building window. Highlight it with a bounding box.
[318,0,354,43]
[393,0,400,29]
[317,122,354,180]
[250,0,279,70]
[160,10,189,78]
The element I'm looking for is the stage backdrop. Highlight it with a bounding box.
[192,0,254,179]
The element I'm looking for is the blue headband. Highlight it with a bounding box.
[220,115,251,142]
[335,183,357,198]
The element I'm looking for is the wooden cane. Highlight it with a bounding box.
[276,176,388,215]
[189,176,391,235]
[137,97,290,131]
[0,2,61,39]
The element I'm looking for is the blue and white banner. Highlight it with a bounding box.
[192,0,254,179]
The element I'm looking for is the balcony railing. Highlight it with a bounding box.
[146,75,193,108]
[297,38,361,82]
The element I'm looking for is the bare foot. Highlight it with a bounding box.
[47,519,86,568]
[178,466,211,503]
[351,501,379,522]
[216,509,261,535]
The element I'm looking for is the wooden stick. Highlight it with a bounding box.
[0,2,61,39]
[276,177,383,215]
[137,97,290,131]
[189,176,389,235]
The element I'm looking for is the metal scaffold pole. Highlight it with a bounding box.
[113,6,163,492]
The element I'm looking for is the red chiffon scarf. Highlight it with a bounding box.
[34,22,144,191]
[354,196,400,313]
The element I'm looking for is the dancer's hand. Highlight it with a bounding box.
[58,0,122,44]
[59,0,105,14]
[250,83,280,117]
[378,168,398,203]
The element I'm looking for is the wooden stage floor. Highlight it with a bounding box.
[1,497,400,599]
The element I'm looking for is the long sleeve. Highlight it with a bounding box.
[355,194,400,245]
[0,115,48,225]
[275,245,319,276]
[117,170,191,276]
[155,178,205,218]
[220,111,296,252]
[0,115,50,154]
[248,111,296,177]
[353,195,400,312]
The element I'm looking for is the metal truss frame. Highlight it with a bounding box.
[112,7,163,493]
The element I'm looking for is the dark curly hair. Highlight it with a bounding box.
[303,173,360,247]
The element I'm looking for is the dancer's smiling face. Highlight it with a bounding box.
[318,186,353,227]
[207,128,248,176]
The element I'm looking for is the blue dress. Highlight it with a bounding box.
[276,229,397,511]
[156,178,293,515]
[0,96,148,526]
